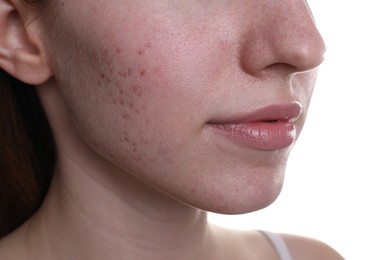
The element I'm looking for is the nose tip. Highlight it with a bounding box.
[239,2,326,76]
[285,28,326,72]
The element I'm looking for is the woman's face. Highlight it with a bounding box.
[42,0,325,213]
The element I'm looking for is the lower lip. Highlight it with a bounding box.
[209,122,297,151]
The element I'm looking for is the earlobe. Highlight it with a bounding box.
[0,0,52,85]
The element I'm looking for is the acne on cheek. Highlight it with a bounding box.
[94,45,150,115]
[93,43,162,163]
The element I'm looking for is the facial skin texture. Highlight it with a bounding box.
[0,0,329,259]
[35,0,325,214]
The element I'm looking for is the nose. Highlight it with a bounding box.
[239,0,326,76]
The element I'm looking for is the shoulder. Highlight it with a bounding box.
[280,233,345,260]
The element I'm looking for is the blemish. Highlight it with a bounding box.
[138,49,145,56]
[134,156,143,162]
[119,99,125,106]
[130,85,143,97]
[140,138,149,145]
[115,47,121,54]
[122,113,130,120]
[140,69,146,76]
[153,67,161,75]
[124,137,130,142]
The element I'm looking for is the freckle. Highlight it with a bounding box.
[138,49,145,55]
[100,73,106,79]
[115,47,121,54]
[127,68,132,76]
[97,80,101,85]
[124,137,129,142]
[119,89,124,94]
[129,103,134,109]
[122,113,130,120]
[109,153,115,159]
[119,99,125,106]
[145,42,152,48]
[135,109,140,115]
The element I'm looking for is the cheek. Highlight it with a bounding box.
[70,33,197,168]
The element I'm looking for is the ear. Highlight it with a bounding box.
[0,0,52,85]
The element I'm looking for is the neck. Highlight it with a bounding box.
[24,149,216,260]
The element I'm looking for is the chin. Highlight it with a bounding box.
[178,165,287,215]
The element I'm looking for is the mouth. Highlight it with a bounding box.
[207,102,302,151]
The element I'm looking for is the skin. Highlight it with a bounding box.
[0,0,344,259]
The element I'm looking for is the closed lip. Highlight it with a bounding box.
[207,102,303,151]
[208,102,302,125]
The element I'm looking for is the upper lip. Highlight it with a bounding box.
[209,102,303,124]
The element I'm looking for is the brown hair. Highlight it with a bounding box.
[0,70,56,238]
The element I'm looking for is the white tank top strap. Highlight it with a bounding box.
[261,231,292,260]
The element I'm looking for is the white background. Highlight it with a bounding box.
[209,1,390,259]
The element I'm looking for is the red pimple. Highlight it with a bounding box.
[134,156,143,162]
[140,69,146,76]
[122,113,130,120]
